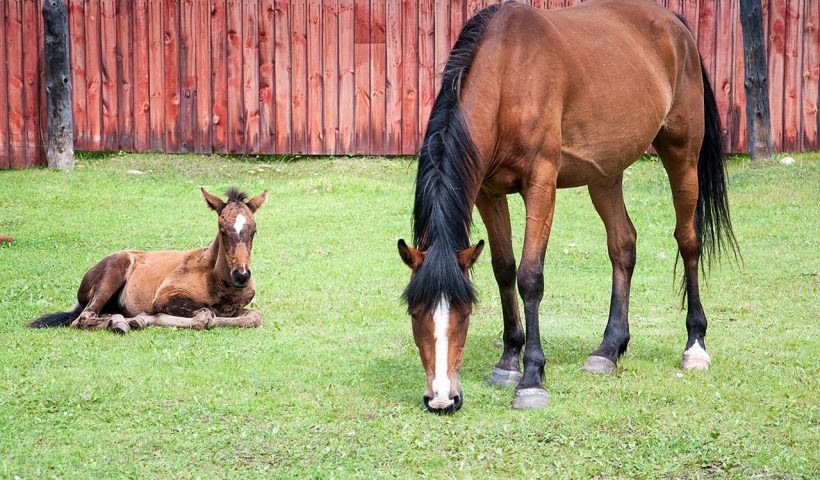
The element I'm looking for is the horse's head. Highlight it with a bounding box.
[397,239,484,414]
[201,187,269,288]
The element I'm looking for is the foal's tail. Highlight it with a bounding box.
[27,304,82,328]
[696,56,739,269]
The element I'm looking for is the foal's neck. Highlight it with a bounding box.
[207,232,232,280]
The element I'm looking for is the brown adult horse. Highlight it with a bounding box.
[398,0,738,413]
[28,188,269,333]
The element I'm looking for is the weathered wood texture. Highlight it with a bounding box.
[0,0,817,168]
[740,0,775,159]
[42,0,74,169]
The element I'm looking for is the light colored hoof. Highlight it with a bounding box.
[129,316,147,330]
[512,387,549,409]
[110,315,129,334]
[681,344,711,371]
[487,367,522,387]
[582,355,616,374]
[245,310,263,328]
[192,309,215,330]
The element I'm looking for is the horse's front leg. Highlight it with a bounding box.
[208,309,262,328]
[476,191,524,387]
[108,308,214,333]
[512,164,558,409]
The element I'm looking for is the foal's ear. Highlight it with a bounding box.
[246,190,269,213]
[201,187,225,213]
[457,240,485,271]
[398,239,425,270]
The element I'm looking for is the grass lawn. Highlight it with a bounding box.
[0,152,817,479]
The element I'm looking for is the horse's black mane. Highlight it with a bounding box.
[403,3,503,312]
[225,187,248,204]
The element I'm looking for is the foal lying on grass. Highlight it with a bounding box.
[28,187,268,334]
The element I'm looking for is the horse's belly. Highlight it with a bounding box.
[118,251,188,316]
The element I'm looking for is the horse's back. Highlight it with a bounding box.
[465,0,702,189]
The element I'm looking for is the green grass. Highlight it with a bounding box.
[0,152,817,479]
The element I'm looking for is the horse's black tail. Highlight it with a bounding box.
[696,56,739,269]
[27,304,81,328]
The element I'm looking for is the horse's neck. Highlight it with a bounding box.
[207,233,232,280]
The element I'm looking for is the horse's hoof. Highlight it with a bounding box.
[129,315,148,330]
[110,315,129,334]
[487,367,522,387]
[681,344,711,370]
[511,387,549,409]
[582,355,616,374]
[192,309,215,330]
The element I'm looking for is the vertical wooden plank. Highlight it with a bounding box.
[163,0,181,152]
[148,0,165,151]
[85,0,102,150]
[418,0,435,140]
[731,0,747,153]
[714,0,734,152]
[307,0,323,153]
[450,0,464,47]
[195,0,213,153]
[273,0,292,153]
[697,0,717,82]
[258,0,275,153]
[802,0,819,150]
[371,0,387,154]
[7,0,25,166]
[682,0,698,39]
[0,2,9,169]
[179,0,196,152]
[337,0,354,153]
[243,0,259,153]
[401,0,418,154]
[467,0,481,16]
[23,0,44,166]
[291,0,308,153]
[211,0,229,153]
[133,0,150,151]
[69,0,88,150]
[433,0,448,95]
[100,0,119,152]
[547,1,563,11]
[226,0,243,153]
[37,0,48,165]
[353,0,370,153]
[117,0,135,151]
[322,0,339,154]
[768,0,787,150]
[782,0,803,151]
[386,0,403,154]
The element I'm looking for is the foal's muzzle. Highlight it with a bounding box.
[230,268,251,287]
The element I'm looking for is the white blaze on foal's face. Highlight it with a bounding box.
[234,214,247,236]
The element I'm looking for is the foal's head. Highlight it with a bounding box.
[201,187,269,288]
[398,239,484,414]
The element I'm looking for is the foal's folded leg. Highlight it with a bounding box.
[132,309,215,330]
[207,310,262,328]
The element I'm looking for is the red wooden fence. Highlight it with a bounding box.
[0,0,817,168]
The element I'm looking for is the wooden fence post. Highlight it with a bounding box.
[42,0,74,170]
[739,0,774,161]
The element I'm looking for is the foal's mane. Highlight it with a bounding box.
[225,187,249,204]
[404,3,502,311]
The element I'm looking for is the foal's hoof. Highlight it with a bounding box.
[487,367,523,387]
[192,309,215,330]
[110,315,129,334]
[512,388,549,409]
[681,344,711,370]
[129,316,148,330]
[582,355,616,374]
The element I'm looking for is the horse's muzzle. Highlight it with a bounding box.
[231,268,251,287]
[422,388,464,415]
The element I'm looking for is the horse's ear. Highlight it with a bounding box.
[398,239,425,270]
[246,190,269,213]
[457,240,485,271]
[201,187,225,213]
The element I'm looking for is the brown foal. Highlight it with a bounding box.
[28,187,269,333]
[399,0,737,412]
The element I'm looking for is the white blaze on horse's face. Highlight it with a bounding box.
[430,296,452,409]
[234,214,247,236]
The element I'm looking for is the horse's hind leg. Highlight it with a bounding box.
[583,174,636,374]
[72,252,131,330]
[654,131,711,370]
[476,191,524,387]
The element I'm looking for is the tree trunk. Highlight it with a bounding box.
[739,0,774,161]
[42,0,74,170]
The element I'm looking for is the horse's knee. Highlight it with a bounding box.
[517,264,544,303]
[492,256,517,289]
[608,229,637,273]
